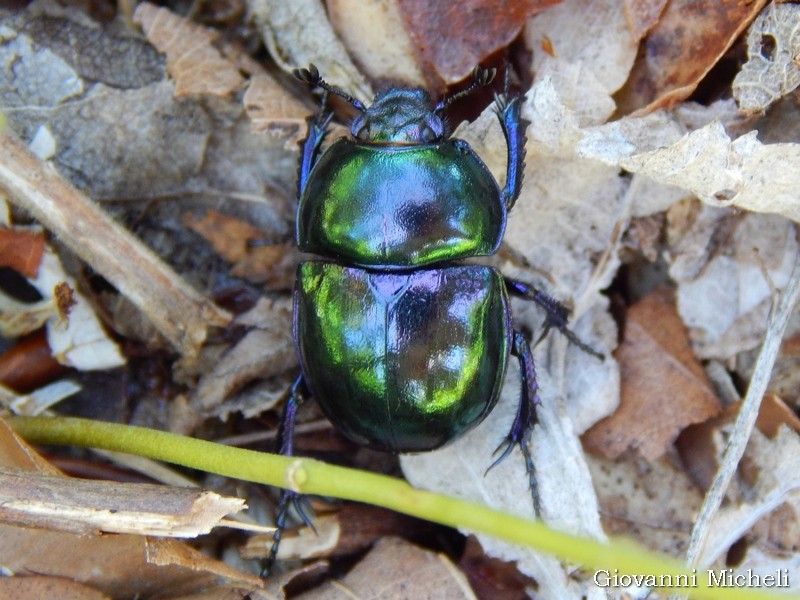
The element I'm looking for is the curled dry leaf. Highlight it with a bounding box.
[582,116,800,224]
[183,297,296,430]
[249,0,372,101]
[1,380,81,417]
[243,514,340,561]
[616,0,768,114]
[733,3,800,115]
[677,393,800,491]
[583,288,721,460]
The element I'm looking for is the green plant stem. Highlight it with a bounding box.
[6,415,784,600]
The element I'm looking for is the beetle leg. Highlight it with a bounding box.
[495,70,529,211]
[504,277,604,360]
[262,374,312,578]
[487,330,542,516]
[297,93,333,197]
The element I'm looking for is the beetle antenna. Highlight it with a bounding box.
[293,63,366,112]
[434,65,497,112]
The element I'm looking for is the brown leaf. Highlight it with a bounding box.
[588,452,704,556]
[0,576,109,600]
[395,0,560,86]
[183,210,262,264]
[623,0,669,43]
[183,210,300,288]
[295,537,475,599]
[0,226,45,278]
[459,537,534,600]
[133,2,244,97]
[616,0,768,114]
[583,287,721,459]
[243,75,311,145]
[677,393,800,491]
[0,330,68,393]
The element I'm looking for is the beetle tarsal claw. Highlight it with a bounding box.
[293,63,321,86]
[471,65,496,87]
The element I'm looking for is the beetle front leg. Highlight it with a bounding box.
[297,94,333,197]
[261,374,313,578]
[495,73,529,211]
[504,277,604,360]
[488,330,542,516]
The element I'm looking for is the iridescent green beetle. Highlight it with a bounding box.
[265,65,601,574]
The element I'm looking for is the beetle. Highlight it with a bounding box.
[264,65,602,574]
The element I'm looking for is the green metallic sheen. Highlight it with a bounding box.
[294,262,511,452]
[297,138,506,268]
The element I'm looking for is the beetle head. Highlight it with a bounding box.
[351,89,444,145]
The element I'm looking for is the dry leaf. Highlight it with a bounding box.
[623,0,668,43]
[696,428,800,572]
[0,576,109,600]
[328,0,425,86]
[134,2,244,97]
[0,380,81,417]
[0,331,69,393]
[733,3,800,115]
[751,392,800,438]
[244,514,340,561]
[588,451,704,556]
[583,288,721,460]
[669,209,799,359]
[184,210,263,264]
[526,0,639,95]
[243,74,312,145]
[330,0,557,90]
[294,537,476,600]
[0,226,45,278]
[0,417,260,596]
[459,537,535,600]
[390,0,558,88]
[581,114,800,224]
[183,297,296,428]
[616,0,768,114]
[249,0,373,101]
[677,393,800,491]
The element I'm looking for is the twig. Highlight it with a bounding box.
[684,250,800,569]
[0,134,230,357]
[6,414,787,600]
